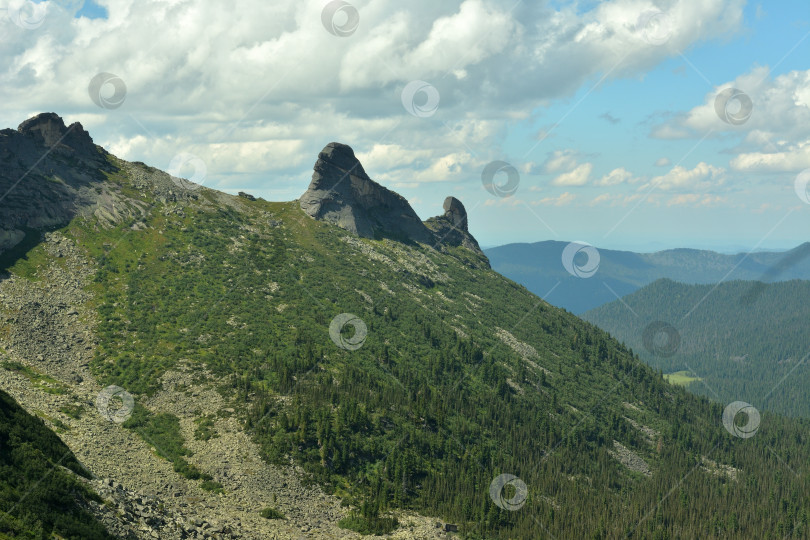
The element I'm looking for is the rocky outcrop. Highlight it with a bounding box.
[442,196,468,230]
[299,143,434,243]
[424,196,485,256]
[0,113,197,261]
[299,143,489,267]
[17,112,98,156]
[0,113,110,257]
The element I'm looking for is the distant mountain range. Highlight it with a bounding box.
[485,240,810,314]
[583,278,810,418]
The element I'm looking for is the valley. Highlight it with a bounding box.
[584,278,810,418]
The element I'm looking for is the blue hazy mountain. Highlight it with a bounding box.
[485,240,810,314]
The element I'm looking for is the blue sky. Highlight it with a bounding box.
[483,1,809,251]
[74,0,105,19]
[2,0,809,252]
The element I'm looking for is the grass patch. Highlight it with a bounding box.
[663,370,701,387]
[60,403,85,420]
[200,480,224,493]
[259,507,285,520]
[1,361,69,395]
[0,227,47,278]
[338,512,399,536]
[193,414,219,441]
[122,406,212,482]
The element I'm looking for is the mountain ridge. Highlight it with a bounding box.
[2,113,810,538]
[485,239,810,313]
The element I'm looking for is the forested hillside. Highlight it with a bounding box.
[0,386,111,539]
[60,167,810,538]
[584,278,810,418]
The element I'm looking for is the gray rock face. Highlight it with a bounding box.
[0,113,180,260]
[17,112,97,156]
[299,142,489,266]
[442,196,468,231]
[299,142,434,243]
[0,113,108,248]
[425,196,485,259]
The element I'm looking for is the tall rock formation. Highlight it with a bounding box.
[0,113,109,255]
[299,142,434,243]
[424,196,484,255]
[299,143,488,265]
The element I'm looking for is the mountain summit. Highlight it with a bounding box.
[424,196,483,254]
[16,112,98,156]
[299,142,433,243]
[299,142,486,263]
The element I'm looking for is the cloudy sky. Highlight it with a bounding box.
[2,0,809,251]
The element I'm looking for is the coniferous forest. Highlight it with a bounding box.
[585,278,810,418]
